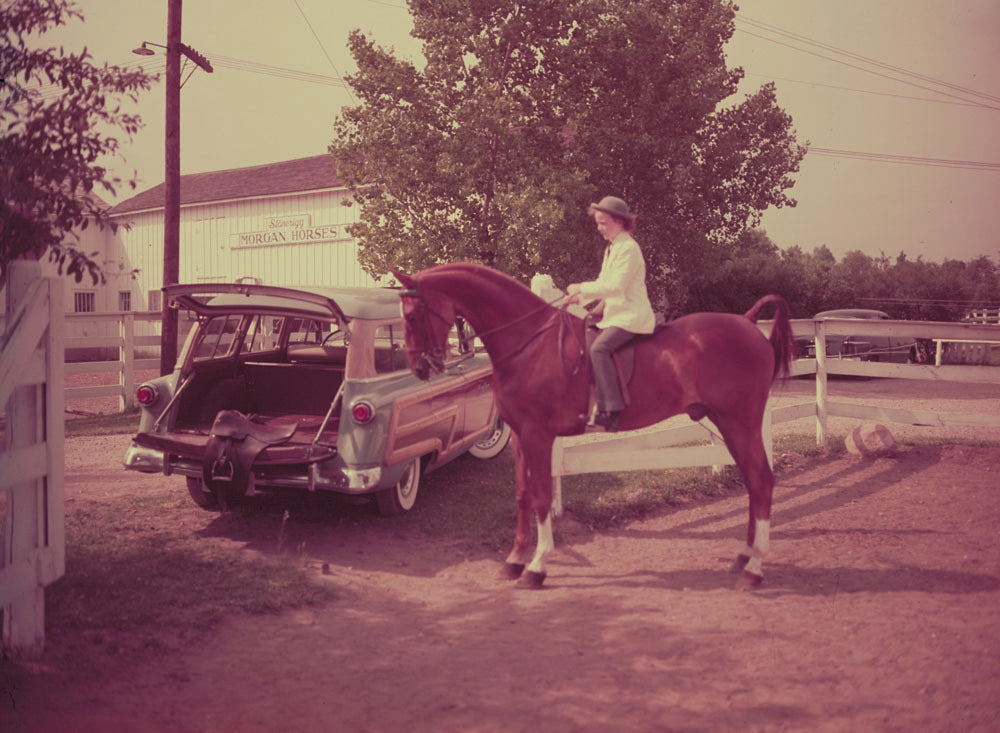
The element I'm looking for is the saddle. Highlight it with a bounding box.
[202,410,298,510]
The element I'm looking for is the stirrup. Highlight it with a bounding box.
[211,458,234,482]
[587,410,621,433]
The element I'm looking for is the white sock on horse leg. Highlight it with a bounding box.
[526,514,554,575]
[743,519,771,576]
[754,518,771,557]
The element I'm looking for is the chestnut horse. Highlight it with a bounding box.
[395,262,793,589]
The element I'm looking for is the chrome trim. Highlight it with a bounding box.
[125,442,385,495]
[122,443,164,472]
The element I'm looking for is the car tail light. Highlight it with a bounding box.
[135,383,159,406]
[351,400,375,424]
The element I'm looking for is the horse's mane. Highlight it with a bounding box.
[421,262,547,306]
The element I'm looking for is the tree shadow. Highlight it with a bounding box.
[552,560,1000,597]
[614,445,945,543]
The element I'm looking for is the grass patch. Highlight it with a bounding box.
[563,464,745,530]
[64,408,142,437]
[401,453,521,552]
[46,491,334,638]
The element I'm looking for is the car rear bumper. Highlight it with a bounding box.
[123,442,385,493]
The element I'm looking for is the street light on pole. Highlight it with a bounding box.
[132,0,213,376]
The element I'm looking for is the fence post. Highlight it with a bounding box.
[1,259,64,658]
[762,398,774,468]
[710,424,724,475]
[814,320,829,448]
[551,439,564,517]
[120,312,135,411]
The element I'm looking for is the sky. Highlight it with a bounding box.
[39,0,1000,265]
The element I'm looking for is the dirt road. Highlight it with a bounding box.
[5,378,1000,731]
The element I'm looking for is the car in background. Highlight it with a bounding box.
[123,282,510,515]
[795,308,927,364]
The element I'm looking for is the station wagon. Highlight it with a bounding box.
[123,282,509,514]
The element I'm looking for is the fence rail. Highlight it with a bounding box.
[59,312,164,411]
[1,311,194,413]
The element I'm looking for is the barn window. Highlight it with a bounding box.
[74,291,96,313]
[118,291,132,312]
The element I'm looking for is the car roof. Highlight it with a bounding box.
[814,308,891,320]
[165,283,402,322]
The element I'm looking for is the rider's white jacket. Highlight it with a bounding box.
[577,232,656,334]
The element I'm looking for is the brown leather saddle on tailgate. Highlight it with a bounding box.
[203,410,298,509]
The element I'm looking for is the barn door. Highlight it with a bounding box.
[0,261,65,658]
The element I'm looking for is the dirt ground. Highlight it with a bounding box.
[4,378,1000,732]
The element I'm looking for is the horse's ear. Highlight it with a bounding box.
[393,270,416,289]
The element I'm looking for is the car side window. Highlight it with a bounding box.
[194,315,241,360]
[245,315,283,355]
[288,318,330,345]
[373,322,408,374]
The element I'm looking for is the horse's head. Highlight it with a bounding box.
[394,270,456,381]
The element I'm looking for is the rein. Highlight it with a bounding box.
[401,285,584,375]
[488,306,585,376]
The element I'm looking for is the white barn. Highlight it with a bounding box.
[2,155,374,322]
[108,154,375,312]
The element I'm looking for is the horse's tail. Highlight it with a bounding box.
[744,294,794,382]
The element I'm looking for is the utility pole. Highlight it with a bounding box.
[154,1,212,374]
[161,0,182,375]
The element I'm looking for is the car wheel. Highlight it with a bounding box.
[375,457,421,516]
[469,418,511,459]
[186,477,219,509]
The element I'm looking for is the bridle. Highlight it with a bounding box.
[400,284,584,375]
[400,287,452,374]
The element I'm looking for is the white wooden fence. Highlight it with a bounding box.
[1,264,65,657]
[551,317,1000,513]
[63,312,165,411]
[0,310,193,413]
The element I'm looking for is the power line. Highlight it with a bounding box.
[292,0,356,102]
[735,18,1000,112]
[744,72,987,109]
[208,53,346,87]
[29,51,347,101]
[808,147,1000,172]
[739,15,1000,107]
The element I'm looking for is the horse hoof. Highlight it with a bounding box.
[730,555,751,573]
[500,562,525,580]
[735,570,763,591]
[517,570,547,589]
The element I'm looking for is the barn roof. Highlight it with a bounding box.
[108,155,343,215]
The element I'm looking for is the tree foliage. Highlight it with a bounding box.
[686,230,1000,321]
[1,0,156,287]
[330,0,806,306]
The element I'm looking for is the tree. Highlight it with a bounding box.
[330,0,806,308]
[1,0,156,288]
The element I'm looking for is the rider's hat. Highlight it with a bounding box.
[588,196,635,228]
